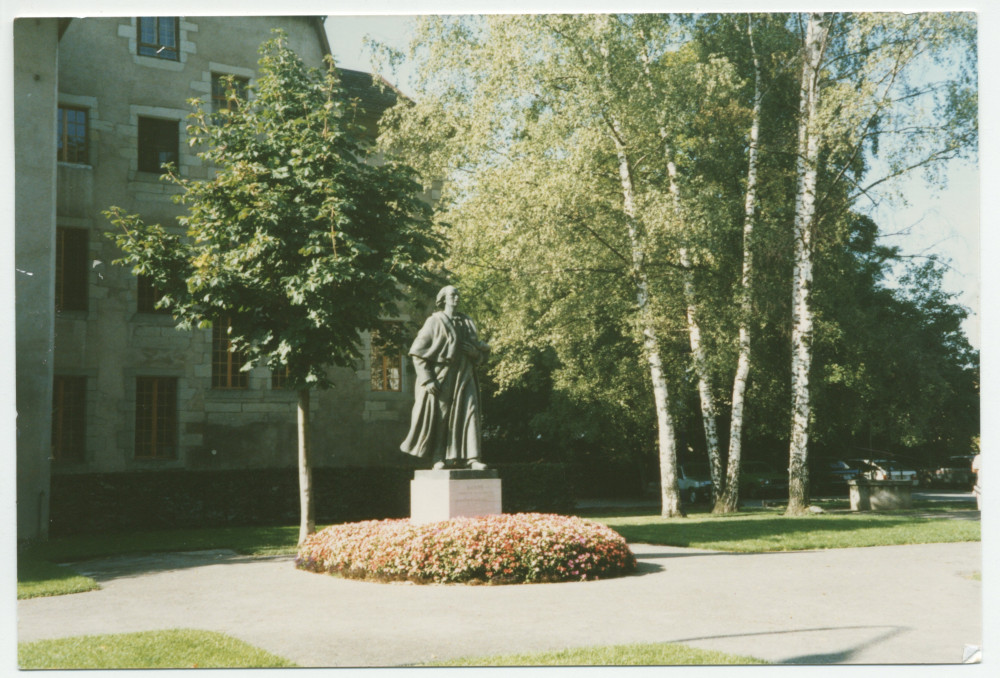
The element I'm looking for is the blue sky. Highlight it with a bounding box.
[325,11,982,349]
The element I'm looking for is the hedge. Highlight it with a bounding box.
[46,462,580,536]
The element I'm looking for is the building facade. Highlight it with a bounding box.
[15,16,425,540]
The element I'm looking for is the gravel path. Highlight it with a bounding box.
[17,540,982,667]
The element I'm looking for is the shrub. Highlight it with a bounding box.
[296,513,636,584]
[495,463,575,513]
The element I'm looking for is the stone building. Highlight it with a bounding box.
[14,16,426,540]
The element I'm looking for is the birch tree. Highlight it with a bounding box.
[783,12,977,513]
[715,14,766,513]
[786,12,830,514]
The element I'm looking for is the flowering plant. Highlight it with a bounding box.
[296,513,636,584]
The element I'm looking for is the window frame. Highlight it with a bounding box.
[57,105,89,164]
[271,365,291,390]
[211,73,249,115]
[134,376,178,460]
[212,319,249,389]
[137,17,180,61]
[370,330,404,393]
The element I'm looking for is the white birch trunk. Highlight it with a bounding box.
[717,14,763,514]
[668,162,722,501]
[638,33,721,505]
[614,132,683,517]
[297,389,315,544]
[787,13,829,514]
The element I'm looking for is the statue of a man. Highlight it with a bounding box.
[400,285,490,470]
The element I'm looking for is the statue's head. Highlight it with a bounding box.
[435,285,459,310]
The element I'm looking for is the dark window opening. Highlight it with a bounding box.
[271,366,290,390]
[135,377,177,459]
[137,274,169,314]
[138,117,178,174]
[55,227,88,312]
[52,376,86,462]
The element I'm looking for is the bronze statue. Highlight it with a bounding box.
[401,285,489,470]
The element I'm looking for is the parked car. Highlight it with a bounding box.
[677,462,713,504]
[740,461,788,499]
[851,458,919,486]
[928,456,976,489]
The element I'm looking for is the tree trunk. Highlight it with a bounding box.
[716,14,763,514]
[612,132,683,518]
[787,13,829,515]
[668,162,722,502]
[638,34,719,507]
[297,388,315,544]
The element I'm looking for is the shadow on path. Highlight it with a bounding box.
[68,550,292,583]
[670,624,907,664]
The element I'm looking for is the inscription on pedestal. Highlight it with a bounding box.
[410,470,502,524]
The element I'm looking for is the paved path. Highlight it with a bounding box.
[18,541,981,667]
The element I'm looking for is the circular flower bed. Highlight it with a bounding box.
[295,513,636,585]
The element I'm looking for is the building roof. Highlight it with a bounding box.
[337,68,402,117]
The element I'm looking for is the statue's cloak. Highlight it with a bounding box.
[400,311,484,461]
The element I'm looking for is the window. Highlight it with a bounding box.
[57,106,88,163]
[371,332,403,392]
[52,376,86,462]
[55,227,88,312]
[137,275,168,314]
[137,17,179,61]
[212,319,248,389]
[211,73,249,114]
[138,117,178,174]
[271,366,290,390]
[135,377,177,459]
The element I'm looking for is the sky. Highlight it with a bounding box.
[325,11,983,349]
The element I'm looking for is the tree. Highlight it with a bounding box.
[783,12,977,513]
[809,224,980,465]
[714,14,765,513]
[106,34,441,543]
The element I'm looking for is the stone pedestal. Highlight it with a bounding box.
[848,479,913,511]
[410,469,502,524]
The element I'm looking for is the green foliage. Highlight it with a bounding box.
[18,630,296,669]
[427,642,769,666]
[379,13,979,495]
[107,33,442,390]
[810,216,979,461]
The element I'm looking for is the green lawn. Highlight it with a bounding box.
[591,507,981,552]
[16,555,100,599]
[425,641,768,666]
[18,524,306,600]
[18,629,296,669]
